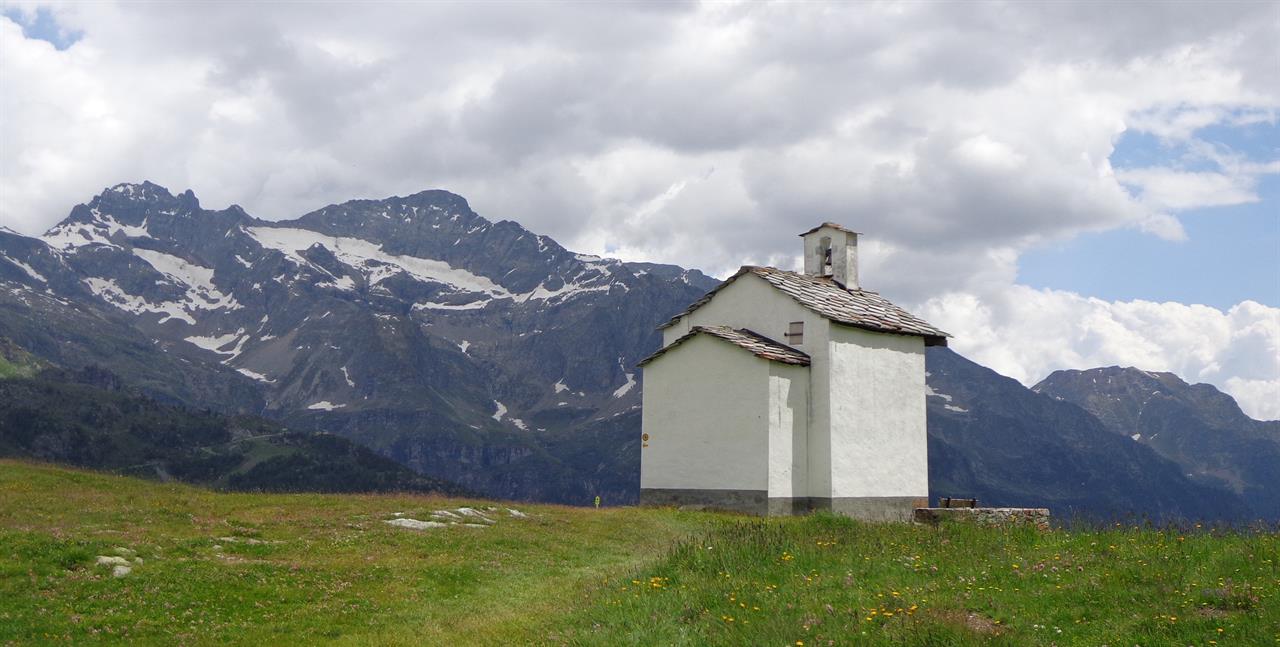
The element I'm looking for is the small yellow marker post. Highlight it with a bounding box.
[594,495,601,508]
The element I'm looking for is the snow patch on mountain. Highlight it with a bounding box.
[107,183,159,199]
[613,372,636,399]
[307,401,345,411]
[318,275,357,291]
[248,226,510,296]
[611,357,637,398]
[83,277,196,325]
[457,340,471,354]
[341,366,355,387]
[573,253,615,275]
[518,280,611,302]
[1,255,46,283]
[925,384,954,402]
[133,248,240,311]
[492,400,507,421]
[413,300,490,311]
[184,330,244,356]
[43,224,118,250]
[243,225,620,306]
[236,367,275,383]
[43,211,150,251]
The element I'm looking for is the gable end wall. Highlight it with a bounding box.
[639,335,770,492]
[826,325,929,499]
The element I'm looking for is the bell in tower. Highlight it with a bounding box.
[800,223,860,289]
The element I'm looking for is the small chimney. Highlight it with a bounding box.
[800,222,859,289]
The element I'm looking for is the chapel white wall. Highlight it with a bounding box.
[663,275,833,499]
[826,325,929,498]
[640,335,770,491]
[767,363,809,499]
[662,275,827,352]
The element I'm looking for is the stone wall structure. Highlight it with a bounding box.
[913,507,1051,530]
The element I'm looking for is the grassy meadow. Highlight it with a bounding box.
[1,459,1277,645]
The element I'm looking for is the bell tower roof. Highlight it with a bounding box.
[798,222,861,237]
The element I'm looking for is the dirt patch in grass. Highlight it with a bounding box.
[926,609,1003,636]
[1198,582,1261,612]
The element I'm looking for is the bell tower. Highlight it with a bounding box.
[800,222,859,289]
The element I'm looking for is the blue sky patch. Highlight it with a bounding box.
[1020,122,1279,308]
[3,6,82,50]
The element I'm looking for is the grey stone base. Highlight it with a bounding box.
[914,507,1051,530]
[811,496,930,523]
[640,489,928,522]
[767,497,811,516]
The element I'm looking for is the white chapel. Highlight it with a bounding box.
[638,223,950,521]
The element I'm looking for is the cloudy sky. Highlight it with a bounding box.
[2,1,1278,418]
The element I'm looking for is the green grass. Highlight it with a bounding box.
[559,517,1279,645]
[2,460,1277,646]
[0,355,35,379]
[0,460,713,645]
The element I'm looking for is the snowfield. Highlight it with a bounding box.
[247,226,510,296]
[83,277,196,325]
[133,248,240,311]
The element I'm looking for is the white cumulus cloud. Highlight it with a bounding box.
[918,288,1280,420]
[1,1,1276,417]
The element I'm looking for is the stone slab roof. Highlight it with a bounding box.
[638,325,810,367]
[798,222,861,236]
[658,266,950,346]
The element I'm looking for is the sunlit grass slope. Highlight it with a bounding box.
[0,459,713,645]
[560,517,1278,645]
[2,460,1277,646]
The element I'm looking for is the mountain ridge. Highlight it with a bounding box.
[0,365,469,495]
[6,180,717,504]
[1034,365,1280,518]
[926,349,1250,521]
[0,181,1268,519]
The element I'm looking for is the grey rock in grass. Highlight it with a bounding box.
[385,518,448,530]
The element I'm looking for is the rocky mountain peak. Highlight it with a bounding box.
[1035,364,1280,518]
[82,181,200,221]
[99,181,176,203]
[41,181,221,252]
[923,347,1253,521]
[279,189,630,296]
[6,182,716,449]
[1033,365,1254,429]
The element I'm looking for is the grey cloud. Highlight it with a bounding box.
[2,1,1276,295]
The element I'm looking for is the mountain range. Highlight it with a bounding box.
[2,182,1275,520]
[1034,367,1280,519]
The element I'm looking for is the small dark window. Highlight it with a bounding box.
[785,321,804,345]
